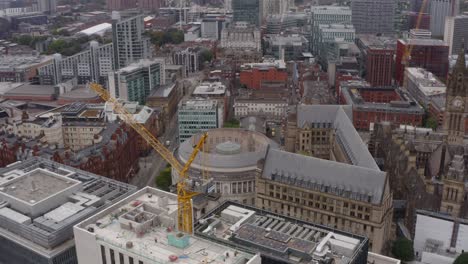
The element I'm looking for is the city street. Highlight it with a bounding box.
[130,73,204,189]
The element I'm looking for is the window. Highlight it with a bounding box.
[110,249,115,264]
[119,253,124,264]
[129,257,134,264]
[100,246,107,264]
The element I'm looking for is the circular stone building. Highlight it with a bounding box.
[177,128,278,205]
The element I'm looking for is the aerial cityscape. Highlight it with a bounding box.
[0,0,467,263]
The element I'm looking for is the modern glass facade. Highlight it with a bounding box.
[178,100,219,143]
[232,0,261,26]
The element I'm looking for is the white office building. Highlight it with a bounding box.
[444,15,468,55]
[74,187,260,264]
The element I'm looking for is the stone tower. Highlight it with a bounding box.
[444,44,468,145]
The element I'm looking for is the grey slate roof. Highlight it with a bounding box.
[297,104,379,170]
[262,149,387,204]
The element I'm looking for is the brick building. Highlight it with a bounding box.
[356,34,396,87]
[339,80,424,130]
[0,123,139,183]
[106,0,136,11]
[239,60,288,90]
[137,0,162,11]
[0,101,163,182]
[395,38,449,85]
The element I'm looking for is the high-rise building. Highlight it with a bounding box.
[395,38,449,84]
[444,15,468,55]
[108,58,166,104]
[356,34,396,87]
[178,99,222,143]
[0,157,136,264]
[309,6,352,54]
[316,24,355,58]
[37,0,56,13]
[232,0,261,27]
[262,0,289,18]
[111,11,151,70]
[106,0,136,11]
[430,0,459,37]
[201,17,226,40]
[351,0,396,34]
[38,41,114,85]
[137,0,162,11]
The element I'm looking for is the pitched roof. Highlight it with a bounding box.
[262,149,387,204]
[297,104,379,170]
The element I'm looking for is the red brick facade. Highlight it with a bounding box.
[240,67,288,90]
[395,40,449,85]
[0,125,140,183]
[365,48,394,87]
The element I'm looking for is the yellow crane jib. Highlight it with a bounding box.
[89,83,208,234]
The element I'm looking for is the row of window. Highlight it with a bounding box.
[258,198,376,236]
[267,185,372,219]
[101,245,143,264]
[215,181,255,194]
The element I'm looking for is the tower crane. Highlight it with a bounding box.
[89,83,207,234]
[402,0,429,66]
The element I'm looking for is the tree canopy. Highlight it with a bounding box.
[200,49,214,63]
[454,253,468,264]
[392,238,414,262]
[147,29,184,47]
[155,167,172,191]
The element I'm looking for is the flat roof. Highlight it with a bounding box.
[0,169,80,204]
[76,187,256,264]
[0,158,136,254]
[195,201,368,264]
[193,82,226,95]
[180,99,218,109]
[78,23,112,36]
[406,68,446,96]
[150,83,176,98]
[5,84,57,96]
[399,38,448,47]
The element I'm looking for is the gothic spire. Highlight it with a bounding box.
[455,39,466,71]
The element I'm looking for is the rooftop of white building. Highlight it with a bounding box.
[75,187,256,264]
[240,59,286,70]
[406,67,446,96]
[0,158,136,257]
[77,23,112,36]
[193,82,227,95]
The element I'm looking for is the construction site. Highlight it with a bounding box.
[74,187,260,264]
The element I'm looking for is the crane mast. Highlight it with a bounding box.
[403,0,429,66]
[89,83,207,234]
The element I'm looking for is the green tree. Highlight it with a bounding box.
[15,35,33,46]
[392,238,414,262]
[224,119,240,128]
[147,29,184,47]
[155,167,172,191]
[425,116,438,130]
[454,253,468,264]
[200,49,213,63]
